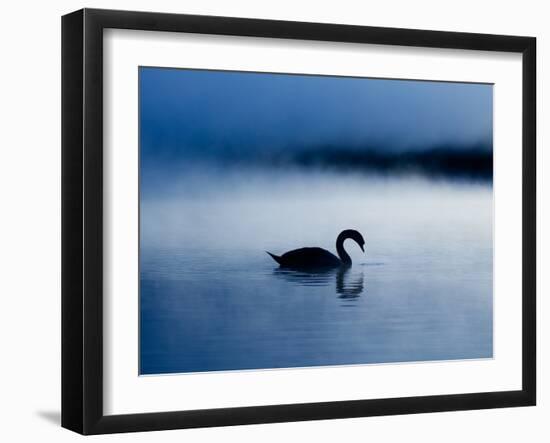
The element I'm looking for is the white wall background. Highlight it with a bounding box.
[0,0,545,441]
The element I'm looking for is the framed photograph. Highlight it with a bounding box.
[62,8,536,435]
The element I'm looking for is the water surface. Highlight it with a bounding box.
[140,171,493,375]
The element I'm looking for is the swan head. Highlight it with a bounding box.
[339,229,365,253]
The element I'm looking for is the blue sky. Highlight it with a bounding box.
[139,67,493,165]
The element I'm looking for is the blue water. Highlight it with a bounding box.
[139,171,493,375]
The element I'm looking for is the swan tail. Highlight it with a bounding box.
[266,251,283,265]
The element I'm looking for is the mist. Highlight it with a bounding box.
[139,67,493,172]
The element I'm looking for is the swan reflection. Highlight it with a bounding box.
[336,268,364,299]
[273,267,365,299]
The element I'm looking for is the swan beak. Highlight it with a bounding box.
[360,244,365,253]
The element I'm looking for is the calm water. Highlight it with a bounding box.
[140,171,493,375]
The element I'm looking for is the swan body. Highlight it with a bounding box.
[267,229,365,269]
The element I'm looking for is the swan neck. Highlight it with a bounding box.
[336,234,352,266]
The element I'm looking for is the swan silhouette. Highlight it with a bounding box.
[267,229,365,269]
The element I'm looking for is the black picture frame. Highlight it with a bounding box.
[62,8,536,435]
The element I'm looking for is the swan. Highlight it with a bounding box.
[267,229,365,269]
